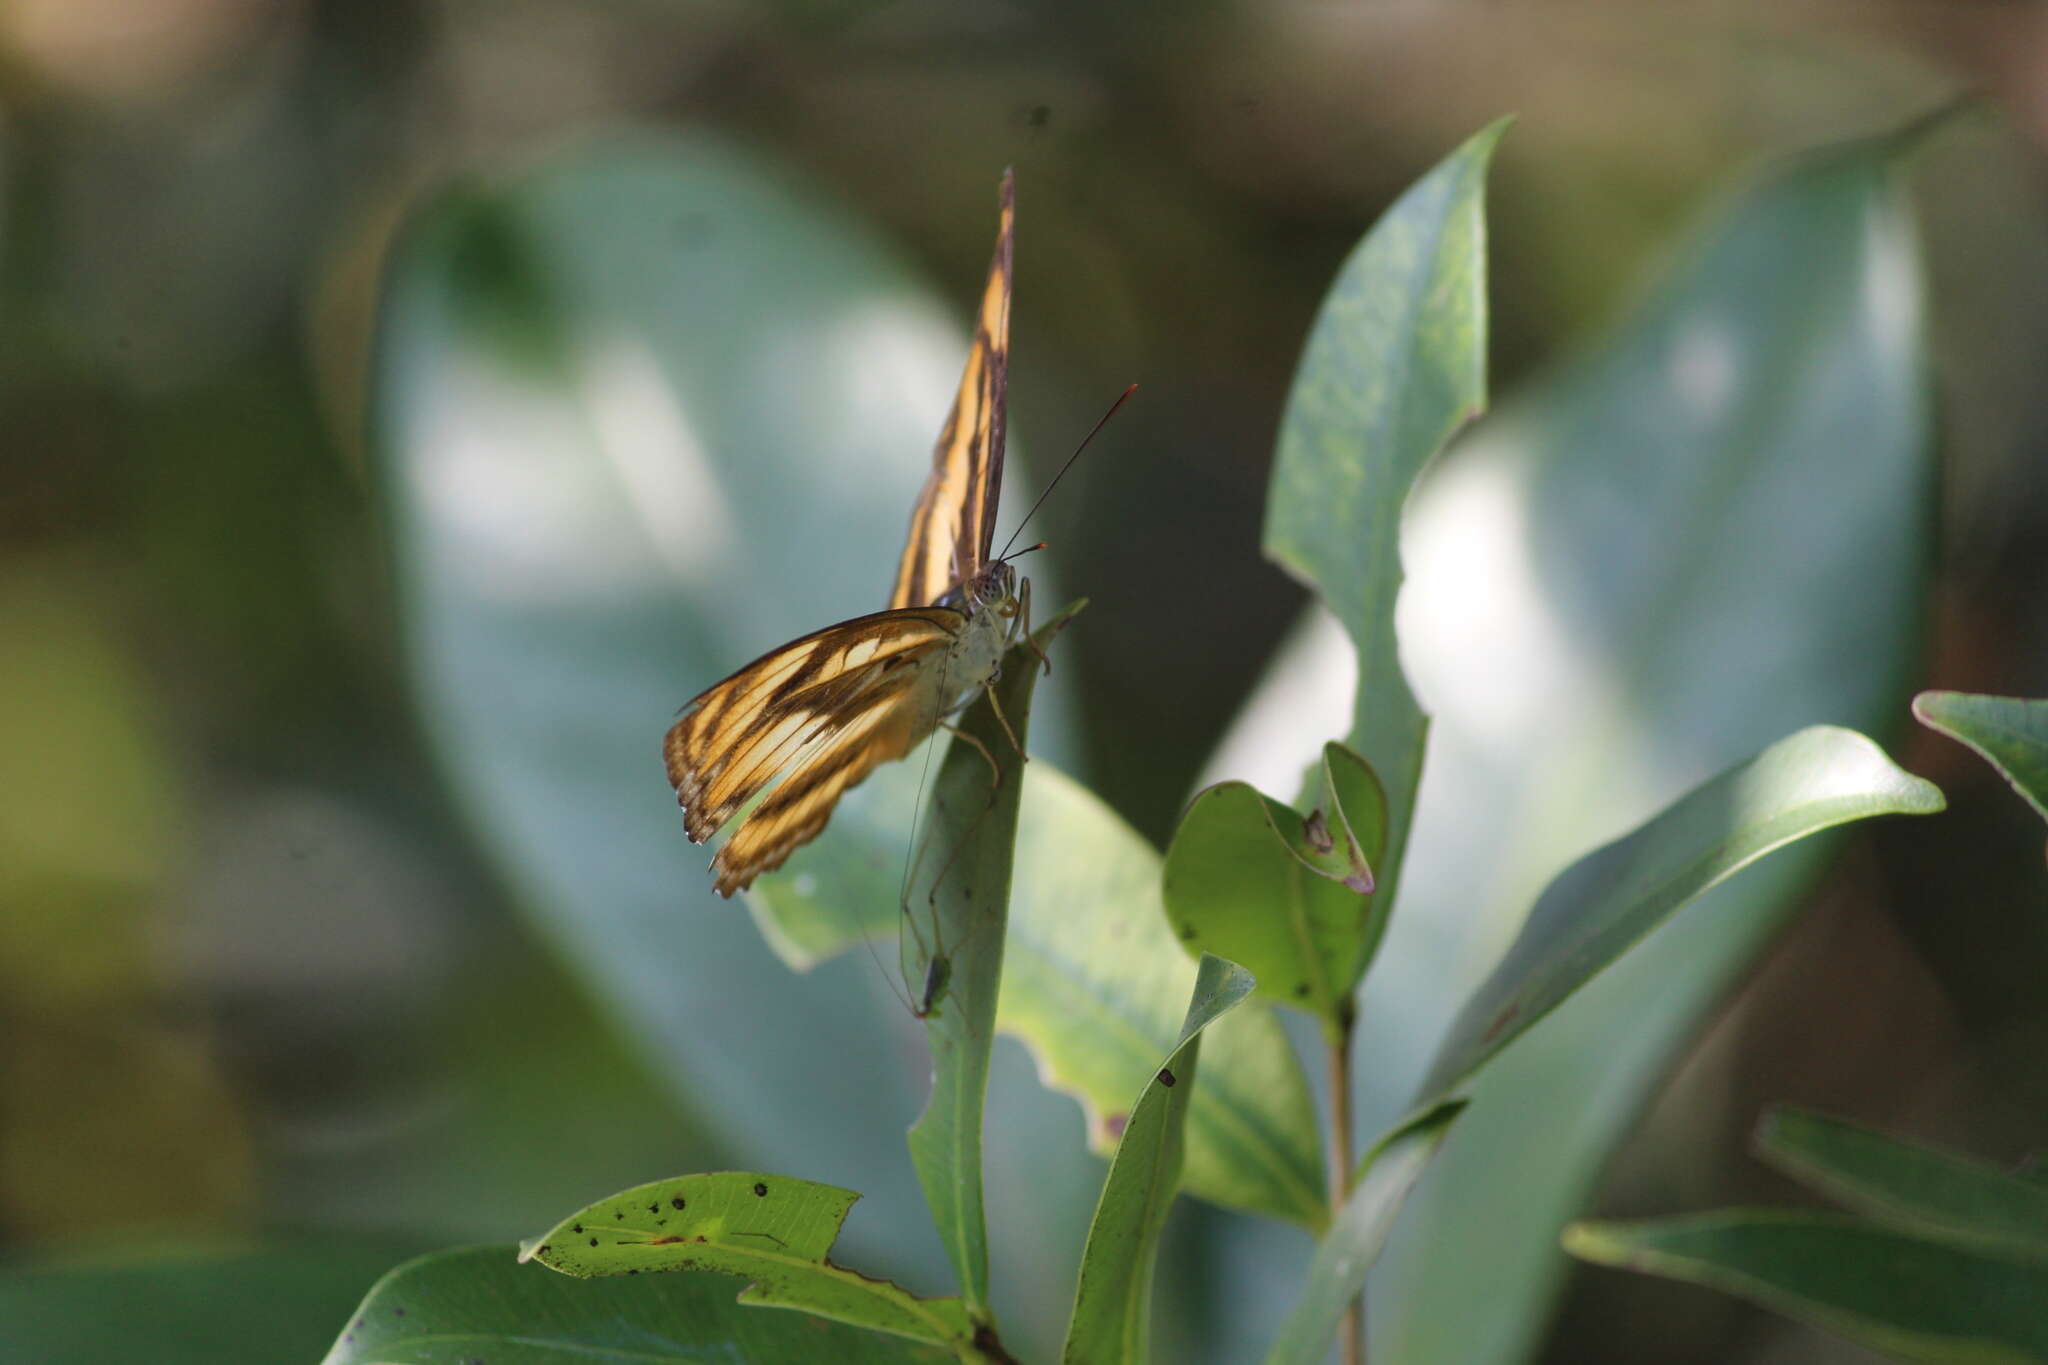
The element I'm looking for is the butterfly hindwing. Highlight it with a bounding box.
[664,607,964,896]
[889,171,1013,611]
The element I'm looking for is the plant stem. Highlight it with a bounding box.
[1329,1002,1362,1365]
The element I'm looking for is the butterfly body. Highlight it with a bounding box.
[666,174,1021,898]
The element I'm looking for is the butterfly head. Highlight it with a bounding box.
[938,559,1018,615]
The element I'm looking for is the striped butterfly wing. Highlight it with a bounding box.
[665,607,966,896]
[669,171,1021,897]
[889,170,1013,611]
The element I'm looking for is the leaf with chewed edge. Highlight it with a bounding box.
[520,1171,971,1350]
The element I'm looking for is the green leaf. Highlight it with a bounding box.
[1063,955,1256,1364]
[0,1241,415,1365]
[521,1172,971,1350]
[1263,1100,1469,1365]
[1262,118,1505,909]
[1221,125,1935,1361]
[1565,1212,2048,1365]
[1914,691,2048,827]
[906,598,1082,1319]
[1758,1108,2048,1255]
[1421,727,1943,1096]
[326,1243,954,1364]
[373,131,1076,1288]
[1001,764,1327,1229]
[738,759,1327,1229]
[1163,743,1387,1027]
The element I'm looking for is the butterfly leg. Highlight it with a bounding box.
[983,687,1028,762]
[937,719,1005,788]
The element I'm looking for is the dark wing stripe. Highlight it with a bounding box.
[712,688,927,895]
[888,171,1012,610]
[663,608,964,886]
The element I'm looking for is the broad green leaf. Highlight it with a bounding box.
[1163,743,1386,1027]
[373,132,1075,1291]
[1565,1212,2048,1365]
[1914,691,2048,826]
[1263,1100,1469,1365]
[739,761,1326,1229]
[1002,764,1326,1229]
[0,1241,414,1365]
[1215,125,1935,1361]
[326,1244,953,1364]
[521,1172,971,1350]
[1421,727,1942,1096]
[1262,118,1505,910]
[1758,1108,2048,1254]
[1063,955,1255,1364]
[906,599,1081,1319]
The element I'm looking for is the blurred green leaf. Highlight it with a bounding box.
[1000,765,1325,1229]
[1162,743,1386,1027]
[1913,691,2048,827]
[1062,955,1254,1365]
[1219,125,1934,1360]
[522,1172,970,1349]
[372,132,1079,1292]
[1421,727,1942,1096]
[906,600,1081,1320]
[1758,1108,2048,1255]
[1262,1100,1468,1365]
[741,759,1326,1228]
[1564,1212,2048,1365]
[0,1241,414,1365]
[325,1244,953,1364]
[1262,118,1505,908]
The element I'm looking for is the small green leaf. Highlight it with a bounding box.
[1063,955,1256,1364]
[520,1172,971,1350]
[1914,691,2048,827]
[1002,764,1327,1229]
[1163,743,1388,1026]
[1421,726,1943,1098]
[1565,1211,2048,1365]
[1262,117,1506,908]
[326,1244,955,1364]
[1263,1100,1469,1365]
[906,597,1082,1319]
[1758,1108,2048,1255]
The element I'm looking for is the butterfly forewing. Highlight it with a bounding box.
[889,172,1012,611]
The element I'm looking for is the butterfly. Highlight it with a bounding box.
[665,171,1033,898]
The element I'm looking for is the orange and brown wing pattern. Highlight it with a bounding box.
[664,607,962,896]
[888,171,1013,611]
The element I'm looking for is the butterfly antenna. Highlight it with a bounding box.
[997,383,1137,562]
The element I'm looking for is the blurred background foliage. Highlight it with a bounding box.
[2,2,2046,1362]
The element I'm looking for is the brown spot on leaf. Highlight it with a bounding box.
[1303,809,1334,854]
[671,1195,687,1210]
[753,1182,768,1197]
[1157,1067,1176,1087]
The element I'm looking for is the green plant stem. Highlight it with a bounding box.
[1329,1004,1361,1365]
